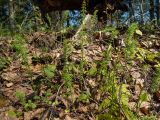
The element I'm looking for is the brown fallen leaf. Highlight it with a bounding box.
[77,104,88,113]
[140,107,149,115]
[128,102,136,112]
[65,115,77,120]
[24,108,44,120]
[153,90,160,102]
[134,84,141,96]
[6,83,14,88]
[0,113,18,120]
[140,101,150,115]
[1,72,19,82]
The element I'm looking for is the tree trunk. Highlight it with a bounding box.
[156,0,159,23]
[8,0,15,31]
[139,0,144,25]
[149,0,155,21]
[129,0,135,23]
[49,11,62,31]
[116,11,121,28]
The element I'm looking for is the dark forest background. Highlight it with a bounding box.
[0,0,159,32]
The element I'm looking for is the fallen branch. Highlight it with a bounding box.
[72,14,92,41]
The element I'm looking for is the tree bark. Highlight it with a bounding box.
[129,0,135,23]
[8,0,15,31]
[139,0,144,25]
[156,0,159,23]
[149,0,155,21]
[49,11,62,31]
[116,11,121,27]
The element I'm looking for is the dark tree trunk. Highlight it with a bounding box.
[156,0,159,23]
[116,11,121,27]
[149,0,155,21]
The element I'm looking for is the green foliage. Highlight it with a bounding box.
[0,2,159,119]
[119,84,131,106]
[78,92,90,103]
[137,48,148,62]
[126,23,138,40]
[0,27,11,36]
[137,48,160,92]
[15,91,36,111]
[137,48,160,67]
[8,110,17,118]
[98,44,112,80]
[24,100,37,111]
[63,40,75,61]
[15,91,26,105]
[12,35,28,64]
[91,10,98,25]
[139,91,148,102]
[31,56,41,64]
[139,116,157,120]
[90,10,98,31]
[79,53,85,87]
[136,91,149,114]
[43,64,56,79]
[103,26,119,39]
[62,66,73,89]
[41,90,52,104]
[151,67,160,92]
[81,0,87,17]
[0,57,10,70]
[96,44,137,119]
[98,72,136,119]
[141,22,158,34]
[124,23,138,61]
[62,40,74,89]
[87,63,97,76]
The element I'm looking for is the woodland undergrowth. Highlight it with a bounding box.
[0,7,160,119]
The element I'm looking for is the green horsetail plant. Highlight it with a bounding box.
[99,44,112,81]
[98,68,136,120]
[62,40,74,91]
[124,23,138,62]
[96,44,137,120]
[81,0,87,17]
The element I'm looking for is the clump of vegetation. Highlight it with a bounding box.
[0,57,10,70]
[151,67,160,93]
[11,35,29,65]
[15,91,36,111]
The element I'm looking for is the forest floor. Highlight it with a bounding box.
[0,25,160,120]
